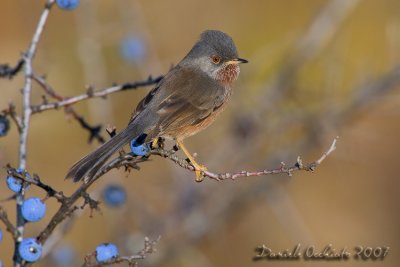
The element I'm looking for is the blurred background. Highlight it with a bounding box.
[1,0,400,266]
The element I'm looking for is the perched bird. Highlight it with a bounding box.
[66,30,248,183]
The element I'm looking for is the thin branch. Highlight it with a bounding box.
[32,74,106,143]
[31,75,163,113]
[83,237,160,267]
[154,137,338,181]
[41,211,78,257]
[31,74,63,101]
[0,59,25,79]
[41,192,103,258]
[314,137,337,165]
[1,103,22,133]
[15,1,55,265]
[6,167,66,203]
[74,113,105,143]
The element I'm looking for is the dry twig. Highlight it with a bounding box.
[14,1,55,265]
[83,237,160,267]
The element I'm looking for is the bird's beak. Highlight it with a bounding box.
[227,58,249,64]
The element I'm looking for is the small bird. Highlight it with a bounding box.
[66,30,248,183]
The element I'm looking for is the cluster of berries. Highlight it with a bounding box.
[2,131,141,264]
[5,168,46,262]
[4,167,126,263]
[0,1,151,265]
[0,2,81,264]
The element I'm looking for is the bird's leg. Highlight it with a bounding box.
[177,140,207,182]
[151,137,165,149]
[151,138,159,149]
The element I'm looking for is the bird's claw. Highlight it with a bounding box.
[194,164,207,182]
[176,140,207,182]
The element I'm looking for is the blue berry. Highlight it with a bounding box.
[120,36,146,63]
[6,168,31,193]
[130,138,150,156]
[56,0,80,10]
[0,259,2,267]
[22,197,46,222]
[17,168,32,181]
[51,245,75,267]
[0,115,10,137]
[102,184,127,208]
[7,176,22,193]
[0,228,3,242]
[19,238,42,262]
[95,243,119,262]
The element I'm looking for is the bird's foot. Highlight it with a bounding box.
[151,137,165,149]
[176,140,207,182]
[192,163,208,182]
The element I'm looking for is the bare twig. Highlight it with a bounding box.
[6,167,66,203]
[40,192,103,258]
[32,74,106,143]
[314,137,337,165]
[0,59,25,79]
[30,75,163,113]
[152,137,338,181]
[14,1,55,265]
[83,237,160,267]
[1,103,23,133]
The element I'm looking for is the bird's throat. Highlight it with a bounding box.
[216,64,240,85]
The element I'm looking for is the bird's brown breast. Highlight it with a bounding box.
[172,86,232,141]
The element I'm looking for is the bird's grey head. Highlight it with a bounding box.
[180,30,248,84]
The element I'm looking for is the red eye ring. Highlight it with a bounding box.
[211,55,221,64]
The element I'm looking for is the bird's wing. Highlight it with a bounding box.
[129,85,161,124]
[154,66,227,137]
[127,65,227,140]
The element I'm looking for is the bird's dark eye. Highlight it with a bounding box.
[211,55,221,64]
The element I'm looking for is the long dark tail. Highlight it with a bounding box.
[66,123,139,183]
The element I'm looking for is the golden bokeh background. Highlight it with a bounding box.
[1,0,400,266]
